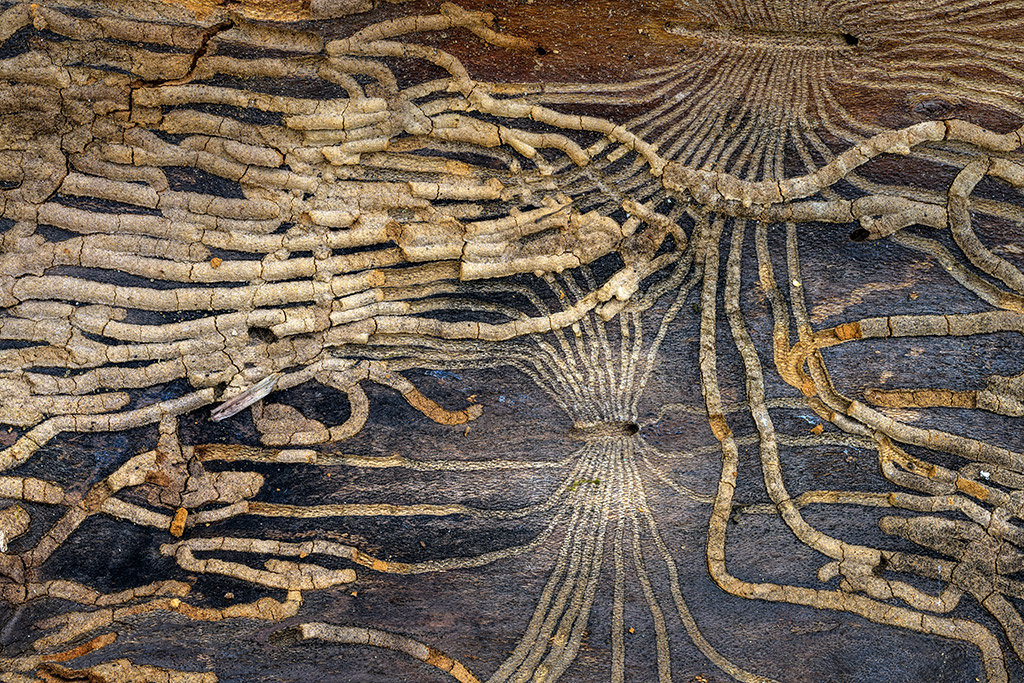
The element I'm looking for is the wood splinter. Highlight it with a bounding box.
[211,373,283,422]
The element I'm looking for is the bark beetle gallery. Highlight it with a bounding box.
[1,0,1023,681]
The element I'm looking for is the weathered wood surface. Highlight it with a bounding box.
[1,0,1024,680]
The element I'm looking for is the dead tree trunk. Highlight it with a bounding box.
[2,1,1024,681]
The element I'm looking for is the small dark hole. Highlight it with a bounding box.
[569,420,642,440]
[268,626,303,647]
[729,502,747,525]
[850,228,870,242]
[248,326,277,344]
[842,33,859,46]
[536,46,548,56]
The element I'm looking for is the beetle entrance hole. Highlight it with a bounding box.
[570,421,641,440]
[248,326,277,344]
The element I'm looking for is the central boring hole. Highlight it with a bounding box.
[570,421,641,440]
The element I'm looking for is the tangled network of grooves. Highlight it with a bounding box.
[1,0,1024,681]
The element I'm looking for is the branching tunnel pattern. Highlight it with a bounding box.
[1,1,1024,681]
